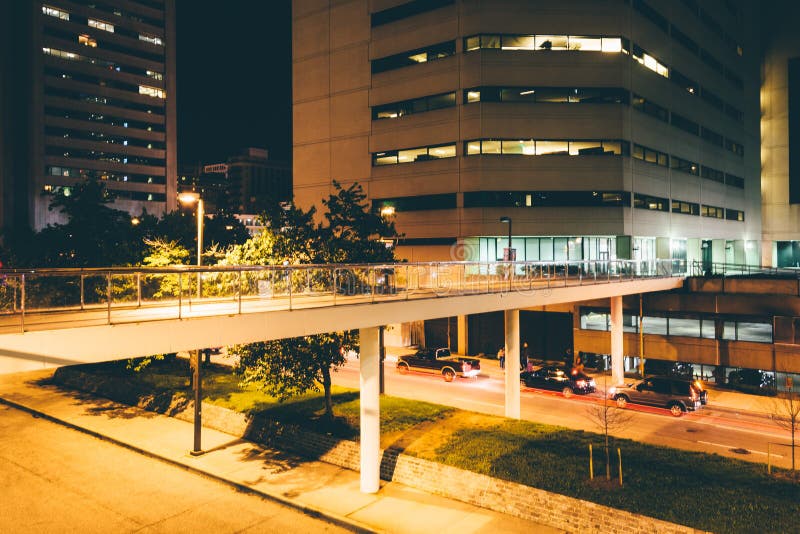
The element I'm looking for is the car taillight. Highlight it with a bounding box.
[576,380,586,387]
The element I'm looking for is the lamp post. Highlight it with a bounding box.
[499,216,513,261]
[178,191,204,456]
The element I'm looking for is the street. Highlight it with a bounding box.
[333,357,796,470]
[0,403,349,534]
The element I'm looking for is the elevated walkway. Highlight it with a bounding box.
[0,260,684,373]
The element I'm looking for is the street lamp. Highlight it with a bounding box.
[178,190,204,456]
[499,216,513,261]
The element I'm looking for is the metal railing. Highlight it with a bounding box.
[0,259,686,333]
[690,261,800,277]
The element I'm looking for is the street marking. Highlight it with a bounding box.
[697,440,782,458]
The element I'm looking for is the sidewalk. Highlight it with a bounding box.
[0,369,558,534]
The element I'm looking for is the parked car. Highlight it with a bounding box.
[396,347,480,382]
[520,366,596,397]
[609,376,703,416]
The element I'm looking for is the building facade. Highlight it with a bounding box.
[0,0,177,231]
[761,1,800,267]
[293,0,761,266]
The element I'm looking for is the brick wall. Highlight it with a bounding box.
[53,368,705,534]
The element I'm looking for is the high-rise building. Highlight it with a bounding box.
[761,1,800,267]
[0,0,176,231]
[292,0,761,266]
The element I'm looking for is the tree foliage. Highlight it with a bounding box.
[230,181,398,418]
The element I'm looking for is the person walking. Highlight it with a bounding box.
[521,341,531,370]
[497,346,506,369]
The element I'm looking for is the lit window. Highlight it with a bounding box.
[88,19,114,33]
[42,5,69,20]
[79,34,97,47]
[146,70,163,81]
[139,34,163,46]
[138,85,165,99]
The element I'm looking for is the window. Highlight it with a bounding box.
[701,127,724,147]
[632,94,668,122]
[631,44,669,78]
[701,166,725,183]
[372,92,456,119]
[671,155,699,175]
[43,5,69,20]
[725,139,744,157]
[671,112,700,136]
[726,174,745,188]
[79,34,97,47]
[726,209,745,221]
[371,0,453,27]
[139,34,163,46]
[463,191,629,208]
[671,69,697,95]
[634,194,669,211]
[632,144,668,166]
[139,85,165,99]
[634,0,668,31]
[372,41,455,74]
[725,104,743,122]
[672,200,699,215]
[146,70,163,81]
[372,194,456,212]
[464,34,622,54]
[701,205,724,218]
[88,19,115,33]
[372,143,456,166]
[465,139,628,157]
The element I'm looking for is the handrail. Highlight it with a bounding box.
[0,259,687,333]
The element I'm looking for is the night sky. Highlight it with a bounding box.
[175,1,292,167]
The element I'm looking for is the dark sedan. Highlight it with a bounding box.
[521,366,597,397]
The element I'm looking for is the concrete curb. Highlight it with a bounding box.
[0,396,378,534]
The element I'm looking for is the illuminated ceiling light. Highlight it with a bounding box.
[380,206,396,217]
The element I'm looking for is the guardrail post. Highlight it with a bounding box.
[333,268,337,305]
[406,265,410,300]
[20,274,25,333]
[237,270,242,314]
[136,272,142,307]
[106,273,112,325]
[371,267,375,304]
[80,273,85,310]
[288,268,293,310]
[178,272,183,319]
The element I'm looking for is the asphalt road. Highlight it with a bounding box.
[333,358,796,470]
[0,403,349,534]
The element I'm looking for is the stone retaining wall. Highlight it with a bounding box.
[52,368,705,534]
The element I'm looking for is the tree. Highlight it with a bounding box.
[771,380,800,478]
[234,333,356,420]
[229,182,397,419]
[585,376,634,481]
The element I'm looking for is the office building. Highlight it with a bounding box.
[293,0,761,266]
[0,0,176,231]
[761,1,800,267]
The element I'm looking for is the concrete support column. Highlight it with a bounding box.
[359,327,381,493]
[457,315,468,355]
[610,296,624,385]
[504,309,520,419]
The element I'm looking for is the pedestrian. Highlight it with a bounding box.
[497,346,505,369]
[521,341,530,370]
[519,341,532,371]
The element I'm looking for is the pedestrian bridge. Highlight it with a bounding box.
[0,260,683,373]
[0,259,685,493]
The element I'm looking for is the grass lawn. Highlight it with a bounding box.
[69,358,799,533]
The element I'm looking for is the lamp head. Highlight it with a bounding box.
[499,216,511,224]
[178,191,200,206]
